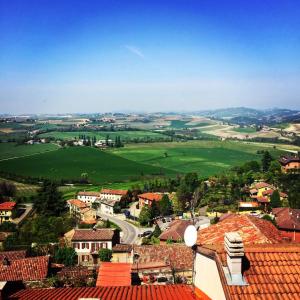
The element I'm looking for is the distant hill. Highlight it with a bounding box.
[196,107,300,125]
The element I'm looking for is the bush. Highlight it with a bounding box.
[98,248,112,262]
[54,247,77,266]
[0,221,17,232]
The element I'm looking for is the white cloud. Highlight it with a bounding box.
[124,45,145,59]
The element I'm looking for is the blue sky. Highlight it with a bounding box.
[0,0,300,113]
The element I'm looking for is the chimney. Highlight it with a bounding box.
[224,232,246,285]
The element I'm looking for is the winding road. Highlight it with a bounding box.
[98,212,140,244]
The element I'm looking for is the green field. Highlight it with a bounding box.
[0,140,297,184]
[0,142,59,160]
[111,140,284,177]
[38,130,169,142]
[0,147,175,183]
[232,127,256,134]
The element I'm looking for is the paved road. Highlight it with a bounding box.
[98,213,140,244]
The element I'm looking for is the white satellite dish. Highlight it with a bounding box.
[184,225,197,247]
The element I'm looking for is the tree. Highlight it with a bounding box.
[54,247,77,266]
[98,248,112,262]
[105,219,111,228]
[270,190,281,208]
[159,194,173,216]
[152,224,162,238]
[262,151,273,172]
[150,200,160,220]
[139,206,151,226]
[0,181,16,202]
[33,180,66,216]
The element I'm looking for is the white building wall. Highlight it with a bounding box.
[194,252,226,300]
[77,195,99,204]
[100,193,122,201]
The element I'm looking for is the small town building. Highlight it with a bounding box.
[70,228,120,267]
[99,199,119,215]
[272,207,300,242]
[67,199,97,224]
[159,220,192,244]
[112,244,133,263]
[100,189,128,201]
[0,202,16,224]
[279,155,300,173]
[138,193,163,209]
[77,191,101,205]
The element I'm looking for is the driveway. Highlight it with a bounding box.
[98,212,140,244]
[12,203,33,226]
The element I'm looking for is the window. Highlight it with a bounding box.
[82,255,89,262]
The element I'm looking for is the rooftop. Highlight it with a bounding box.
[71,228,116,241]
[133,245,193,271]
[272,207,300,231]
[78,191,100,197]
[138,192,163,202]
[67,199,87,209]
[0,201,16,211]
[253,182,272,190]
[112,244,133,253]
[10,284,201,300]
[0,255,49,282]
[197,214,284,246]
[101,189,128,196]
[279,155,300,166]
[159,219,192,241]
[0,250,26,261]
[96,262,132,287]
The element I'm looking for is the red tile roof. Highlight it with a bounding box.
[254,182,272,189]
[10,284,201,300]
[223,244,300,300]
[96,262,132,287]
[262,190,288,198]
[138,192,163,202]
[101,189,128,196]
[197,214,284,246]
[159,220,192,241]
[132,245,193,271]
[0,250,26,261]
[77,191,100,197]
[71,229,115,241]
[67,199,87,209]
[0,255,49,282]
[272,207,300,231]
[112,244,133,253]
[0,201,16,211]
[57,266,93,281]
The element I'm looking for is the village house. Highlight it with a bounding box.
[99,199,118,215]
[279,154,300,173]
[77,191,101,205]
[100,189,128,201]
[112,244,133,263]
[272,207,300,242]
[68,228,120,267]
[0,202,16,224]
[138,192,163,209]
[67,199,97,224]
[159,219,192,244]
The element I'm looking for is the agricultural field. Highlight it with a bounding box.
[0,142,59,160]
[0,147,175,184]
[0,178,38,198]
[38,130,170,142]
[111,140,289,177]
[232,127,257,134]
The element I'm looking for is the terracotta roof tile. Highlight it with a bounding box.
[0,255,49,282]
[96,262,132,287]
[0,250,26,261]
[67,199,87,209]
[71,229,115,241]
[197,214,284,246]
[78,191,101,197]
[57,266,93,280]
[138,193,163,202]
[10,284,202,300]
[0,201,16,210]
[101,189,128,196]
[272,208,300,231]
[132,245,193,271]
[223,244,300,300]
[113,244,133,253]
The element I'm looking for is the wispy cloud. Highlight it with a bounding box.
[124,45,145,59]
